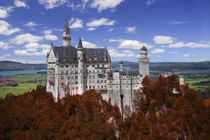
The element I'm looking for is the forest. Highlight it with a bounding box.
[0,75,209,140]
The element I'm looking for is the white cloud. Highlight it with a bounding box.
[43,29,58,40]
[151,48,165,53]
[110,39,153,50]
[38,0,67,9]
[45,34,58,40]
[169,42,210,48]
[14,43,50,56]
[70,18,83,29]
[126,27,136,33]
[91,0,124,12]
[24,21,38,28]
[0,6,13,19]
[169,21,188,25]
[43,29,52,35]
[86,18,116,27]
[0,20,21,36]
[11,33,43,45]
[83,41,97,48]
[14,0,28,8]
[87,27,96,31]
[0,54,11,60]
[153,35,174,44]
[108,48,135,58]
[0,41,13,50]
[184,54,189,57]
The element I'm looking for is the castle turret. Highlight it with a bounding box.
[77,37,84,94]
[62,19,71,47]
[119,61,124,72]
[139,46,149,77]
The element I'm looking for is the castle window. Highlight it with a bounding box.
[61,76,64,80]
[68,76,70,80]
[61,71,64,74]
[75,76,77,79]
[61,83,64,86]
[66,65,69,68]
[92,65,94,67]
[61,65,64,68]
[76,81,78,84]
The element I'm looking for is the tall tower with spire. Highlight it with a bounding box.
[62,19,71,47]
[139,46,149,77]
[77,37,84,94]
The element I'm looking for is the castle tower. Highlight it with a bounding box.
[119,61,124,72]
[77,37,84,94]
[139,46,149,77]
[62,19,71,47]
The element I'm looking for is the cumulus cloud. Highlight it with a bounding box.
[87,27,96,31]
[43,29,58,40]
[0,20,21,36]
[14,0,28,8]
[0,41,13,50]
[70,18,83,29]
[24,21,38,28]
[108,48,135,58]
[82,41,98,48]
[86,18,116,27]
[45,34,58,41]
[11,33,43,45]
[38,0,67,9]
[14,43,50,56]
[91,0,124,12]
[151,48,165,53]
[153,35,174,44]
[126,27,136,33]
[110,39,153,50]
[169,42,210,48]
[0,6,13,19]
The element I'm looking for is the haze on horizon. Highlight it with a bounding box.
[0,0,209,64]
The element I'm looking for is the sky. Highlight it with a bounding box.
[0,0,209,63]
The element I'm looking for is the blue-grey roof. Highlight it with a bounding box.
[141,46,147,51]
[52,46,110,63]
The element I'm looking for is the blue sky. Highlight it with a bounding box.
[0,0,209,63]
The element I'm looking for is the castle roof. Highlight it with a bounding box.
[52,46,110,63]
[141,46,147,51]
[77,37,83,49]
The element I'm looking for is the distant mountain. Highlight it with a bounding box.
[1,60,210,72]
[0,61,47,71]
[112,61,210,73]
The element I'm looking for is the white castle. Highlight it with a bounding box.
[46,20,149,113]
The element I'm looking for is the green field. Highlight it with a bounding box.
[185,74,210,90]
[7,73,47,81]
[0,83,46,98]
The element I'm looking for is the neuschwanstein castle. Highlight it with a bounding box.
[46,20,149,113]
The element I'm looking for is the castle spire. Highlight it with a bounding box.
[77,37,83,49]
[62,18,71,47]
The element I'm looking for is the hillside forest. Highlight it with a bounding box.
[0,75,209,140]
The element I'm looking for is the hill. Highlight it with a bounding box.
[1,60,210,73]
[112,61,210,73]
[0,61,46,71]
